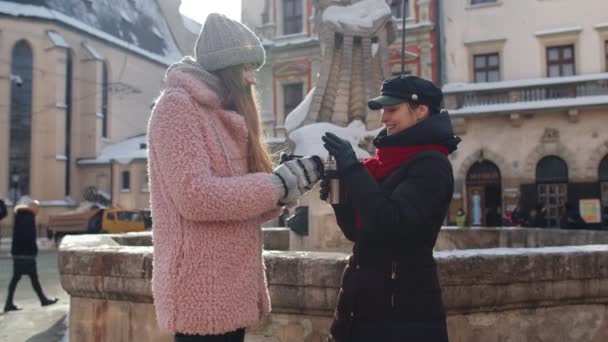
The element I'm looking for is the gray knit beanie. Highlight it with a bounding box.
[194,13,266,71]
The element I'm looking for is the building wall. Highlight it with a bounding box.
[443,0,608,83]
[441,0,608,227]
[0,17,176,225]
[112,161,150,211]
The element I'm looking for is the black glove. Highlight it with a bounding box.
[319,177,330,201]
[321,132,360,175]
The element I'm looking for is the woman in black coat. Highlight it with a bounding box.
[320,75,460,342]
[3,198,58,312]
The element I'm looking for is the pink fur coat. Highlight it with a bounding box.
[147,69,281,335]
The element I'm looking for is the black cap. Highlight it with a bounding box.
[367,75,443,112]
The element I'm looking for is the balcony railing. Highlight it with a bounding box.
[443,73,608,115]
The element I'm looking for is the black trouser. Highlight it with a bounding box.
[174,328,245,342]
[5,257,48,305]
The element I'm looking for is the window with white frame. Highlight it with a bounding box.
[283,0,303,35]
[474,53,500,82]
[121,171,131,191]
[547,45,575,77]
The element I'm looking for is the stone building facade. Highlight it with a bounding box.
[241,0,440,138]
[0,0,196,227]
[441,0,608,228]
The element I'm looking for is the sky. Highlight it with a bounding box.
[179,0,242,25]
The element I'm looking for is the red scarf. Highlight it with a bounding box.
[353,144,448,230]
[363,145,448,180]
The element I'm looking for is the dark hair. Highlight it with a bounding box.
[0,199,7,220]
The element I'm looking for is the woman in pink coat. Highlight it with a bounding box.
[147,13,323,342]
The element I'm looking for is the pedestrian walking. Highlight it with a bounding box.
[320,75,461,342]
[147,13,323,341]
[3,197,58,312]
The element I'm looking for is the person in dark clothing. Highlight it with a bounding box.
[0,199,7,221]
[320,75,460,342]
[511,205,525,227]
[560,202,587,230]
[485,207,501,227]
[531,203,548,228]
[3,198,58,312]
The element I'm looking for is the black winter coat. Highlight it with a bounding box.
[330,112,459,342]
[11,208,38,257]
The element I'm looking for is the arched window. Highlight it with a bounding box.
[9,40,33,199]
[101,61,109,138]
[466,160,501,185]
[536,156,568,183]
[536,156,568,227]
[466,159,502,227]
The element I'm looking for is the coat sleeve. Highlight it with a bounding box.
[148,90,280,222]
[331,203,357,242]
[340,153,453,240]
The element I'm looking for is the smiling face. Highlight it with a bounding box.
[380,102,430,135]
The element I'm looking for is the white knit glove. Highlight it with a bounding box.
[271,156,324,205]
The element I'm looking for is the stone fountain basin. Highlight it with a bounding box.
[58,228,608,342]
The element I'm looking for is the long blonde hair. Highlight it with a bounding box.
[215,65,273,173]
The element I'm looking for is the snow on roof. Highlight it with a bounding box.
[266,36,320,48]
[449,95,608,116]
[394,20,434,32]
[81,41,103,60]
[47,30,69,48]
[534,26,582,37]
[78,134,148,165]
[322,0,391,31]
[284,87,315,132]
[289,120,382,159]
[39,198,78,207]
[0,0,182,66]
[595,22,608,30]
[443,72,608,93]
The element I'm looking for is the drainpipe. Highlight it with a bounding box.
[436,0,445,87]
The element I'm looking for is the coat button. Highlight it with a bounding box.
[356,264,360,270]
[350,311,354,318]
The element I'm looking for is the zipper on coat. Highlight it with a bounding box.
[391,261,398,280]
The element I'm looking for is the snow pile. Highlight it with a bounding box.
[289,120,383,159]
[322,0,391,31]
[284,87,315,132]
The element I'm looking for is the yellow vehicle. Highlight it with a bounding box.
[48,203,152,243]
[96,209,147,234]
